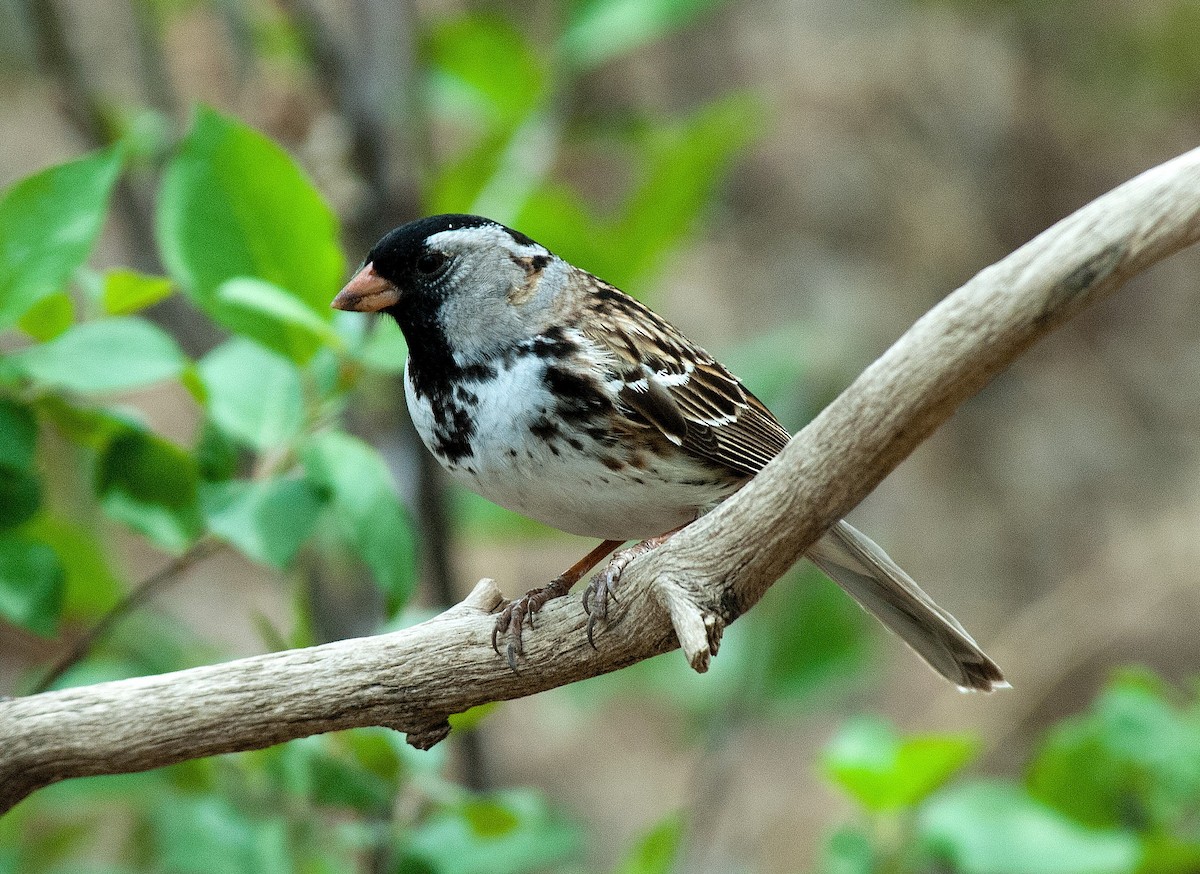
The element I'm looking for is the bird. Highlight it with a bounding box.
[332,213,1005,692]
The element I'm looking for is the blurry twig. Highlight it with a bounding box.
[31,538,223,695]
[281,0,489,790]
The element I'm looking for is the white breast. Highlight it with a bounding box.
[404,355,736,541]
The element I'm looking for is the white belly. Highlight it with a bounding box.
[404,356,734,540]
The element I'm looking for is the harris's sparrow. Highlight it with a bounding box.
[333,214,1005,692]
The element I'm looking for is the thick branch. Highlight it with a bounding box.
[3,148,1200,814]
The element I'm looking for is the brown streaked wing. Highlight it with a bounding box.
[575,272,792,479]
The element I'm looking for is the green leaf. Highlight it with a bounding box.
[260,734,395,814]
[516,97,763,291]
[462,799,521,838]
[17,290,74,340]
[754,570,872,704]
[558,0,724,70]
[824,717,980,812]
[448,702,499,733]
[9,316,187,393]
[612,95,764,285]
[303,431,417,610]
[150,793,293,874]
[0,147,122,329]
[35,395,138,449]
[0,398,40,532]
[157,106,343,363]
[23,514,122,618]
[405,789,581,874]
[425,16,547,130]
[351,317,408,374]
[0,466,40,532]
[102,268,174,315]
[920,781,1142,874]
[200,477,324,568]
[197,338,303,451]
[820,826,875,874]
[216,277,342,350]
[194,416,241,482]
[614,811,686,874]
[1028,672,1200,831]
[0,397,36,467]
[96,427,202,552]
[340,728,404,784]
[0,534,64,637]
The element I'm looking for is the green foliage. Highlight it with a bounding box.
[820,672,1200,874]
[922,781,1141,874]
[559,0,724,71]
[613,811,686,874]
[825,717,979,812]
[96,425,202,552]
[0,1,771,870]
[198,338,304,451]
[402,789,582,874]
[1028,670,1200,828]
[101,268,174,316]
[0,398,39,532]
[302,431,417,610]
[157,106,342,363]
[0,146,122,330]
[0,534,63,637]
[200,477,324,569]
[9,317,186,394]
[423,10,764,296]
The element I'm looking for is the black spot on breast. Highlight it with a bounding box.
[567,436,583,452]
[530,254,550,271]
[431,400,476,463]
[460,361,498,382]
[454,385,479,405]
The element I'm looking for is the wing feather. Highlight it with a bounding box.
[569,271,791,479]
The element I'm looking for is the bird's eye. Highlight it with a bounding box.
[415,251,447,276]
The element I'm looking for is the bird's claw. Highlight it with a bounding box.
[581,550,635,648]
[492,578,570,670]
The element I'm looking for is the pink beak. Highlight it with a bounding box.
[331,263,401,312]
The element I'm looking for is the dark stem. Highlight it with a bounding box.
[31,539,223,694]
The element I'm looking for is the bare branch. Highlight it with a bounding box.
[3,148,1199,814]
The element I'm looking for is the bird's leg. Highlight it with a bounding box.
[583,525,686,648]
[493,538,623,670]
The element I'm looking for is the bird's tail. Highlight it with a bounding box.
[805,520,1006,692]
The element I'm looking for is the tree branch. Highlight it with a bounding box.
[3,148,1199,815]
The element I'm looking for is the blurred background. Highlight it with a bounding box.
[2,0,1200,871]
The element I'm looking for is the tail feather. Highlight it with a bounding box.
[806,521,1006,692]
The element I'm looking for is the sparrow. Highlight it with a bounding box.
[332,214,1005,692]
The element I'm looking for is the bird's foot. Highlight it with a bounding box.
[492,578,571,671]
[582,530,678,647]
[490,539,623,671]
